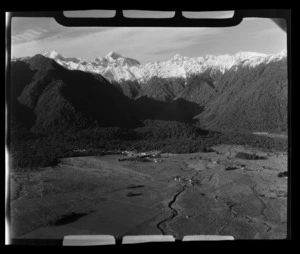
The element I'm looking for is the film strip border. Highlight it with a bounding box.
[10,235,234,246]
[7,9,290,27]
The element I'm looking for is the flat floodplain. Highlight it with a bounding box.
[10,144,287,240]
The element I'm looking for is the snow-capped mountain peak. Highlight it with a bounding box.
[233,51,267,59]
[106,51,122,59]
[42,50,287,85]
[43,50,82,62]
[43,50,62,59]
[172,53,183,59]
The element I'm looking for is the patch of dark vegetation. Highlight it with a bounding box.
[127,192,142,197]
[276,190,287,197]
[50,212,92,226]
[127,184,145,189]
[201,146,215,153]
[118,157,152,162]
[277,171,288,178]
[225,166,238,171]
[225,164,246,171]
[235,152,267,160]
[190,179,202,186]
[48,158,61,167]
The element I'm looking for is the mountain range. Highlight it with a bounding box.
[10,50,288,133]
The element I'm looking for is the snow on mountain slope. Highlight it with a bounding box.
[42,50,286,85]
[43,50,140,82]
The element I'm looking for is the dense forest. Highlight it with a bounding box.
[9,119,287,172]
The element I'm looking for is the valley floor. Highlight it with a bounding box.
[9,145,288,240]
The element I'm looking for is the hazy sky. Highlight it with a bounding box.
[11,12,287,63]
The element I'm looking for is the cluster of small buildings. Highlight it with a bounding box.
[119,150,162,163]
[225,164,246,171]
[173,176,196,185]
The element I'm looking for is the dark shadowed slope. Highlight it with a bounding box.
[10,55,210,131]
[137,76,186,102]
[134,96,203,123]
[10,55,138,133]
[175,73,217,105]
[10,61,37,128]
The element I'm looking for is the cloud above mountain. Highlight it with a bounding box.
[11,17,286,63]
[12,27,49,43]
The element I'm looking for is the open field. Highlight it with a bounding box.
[9,144,288,240]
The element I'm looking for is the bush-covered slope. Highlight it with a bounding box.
[196,57,288,132]
[10,55,138,133]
